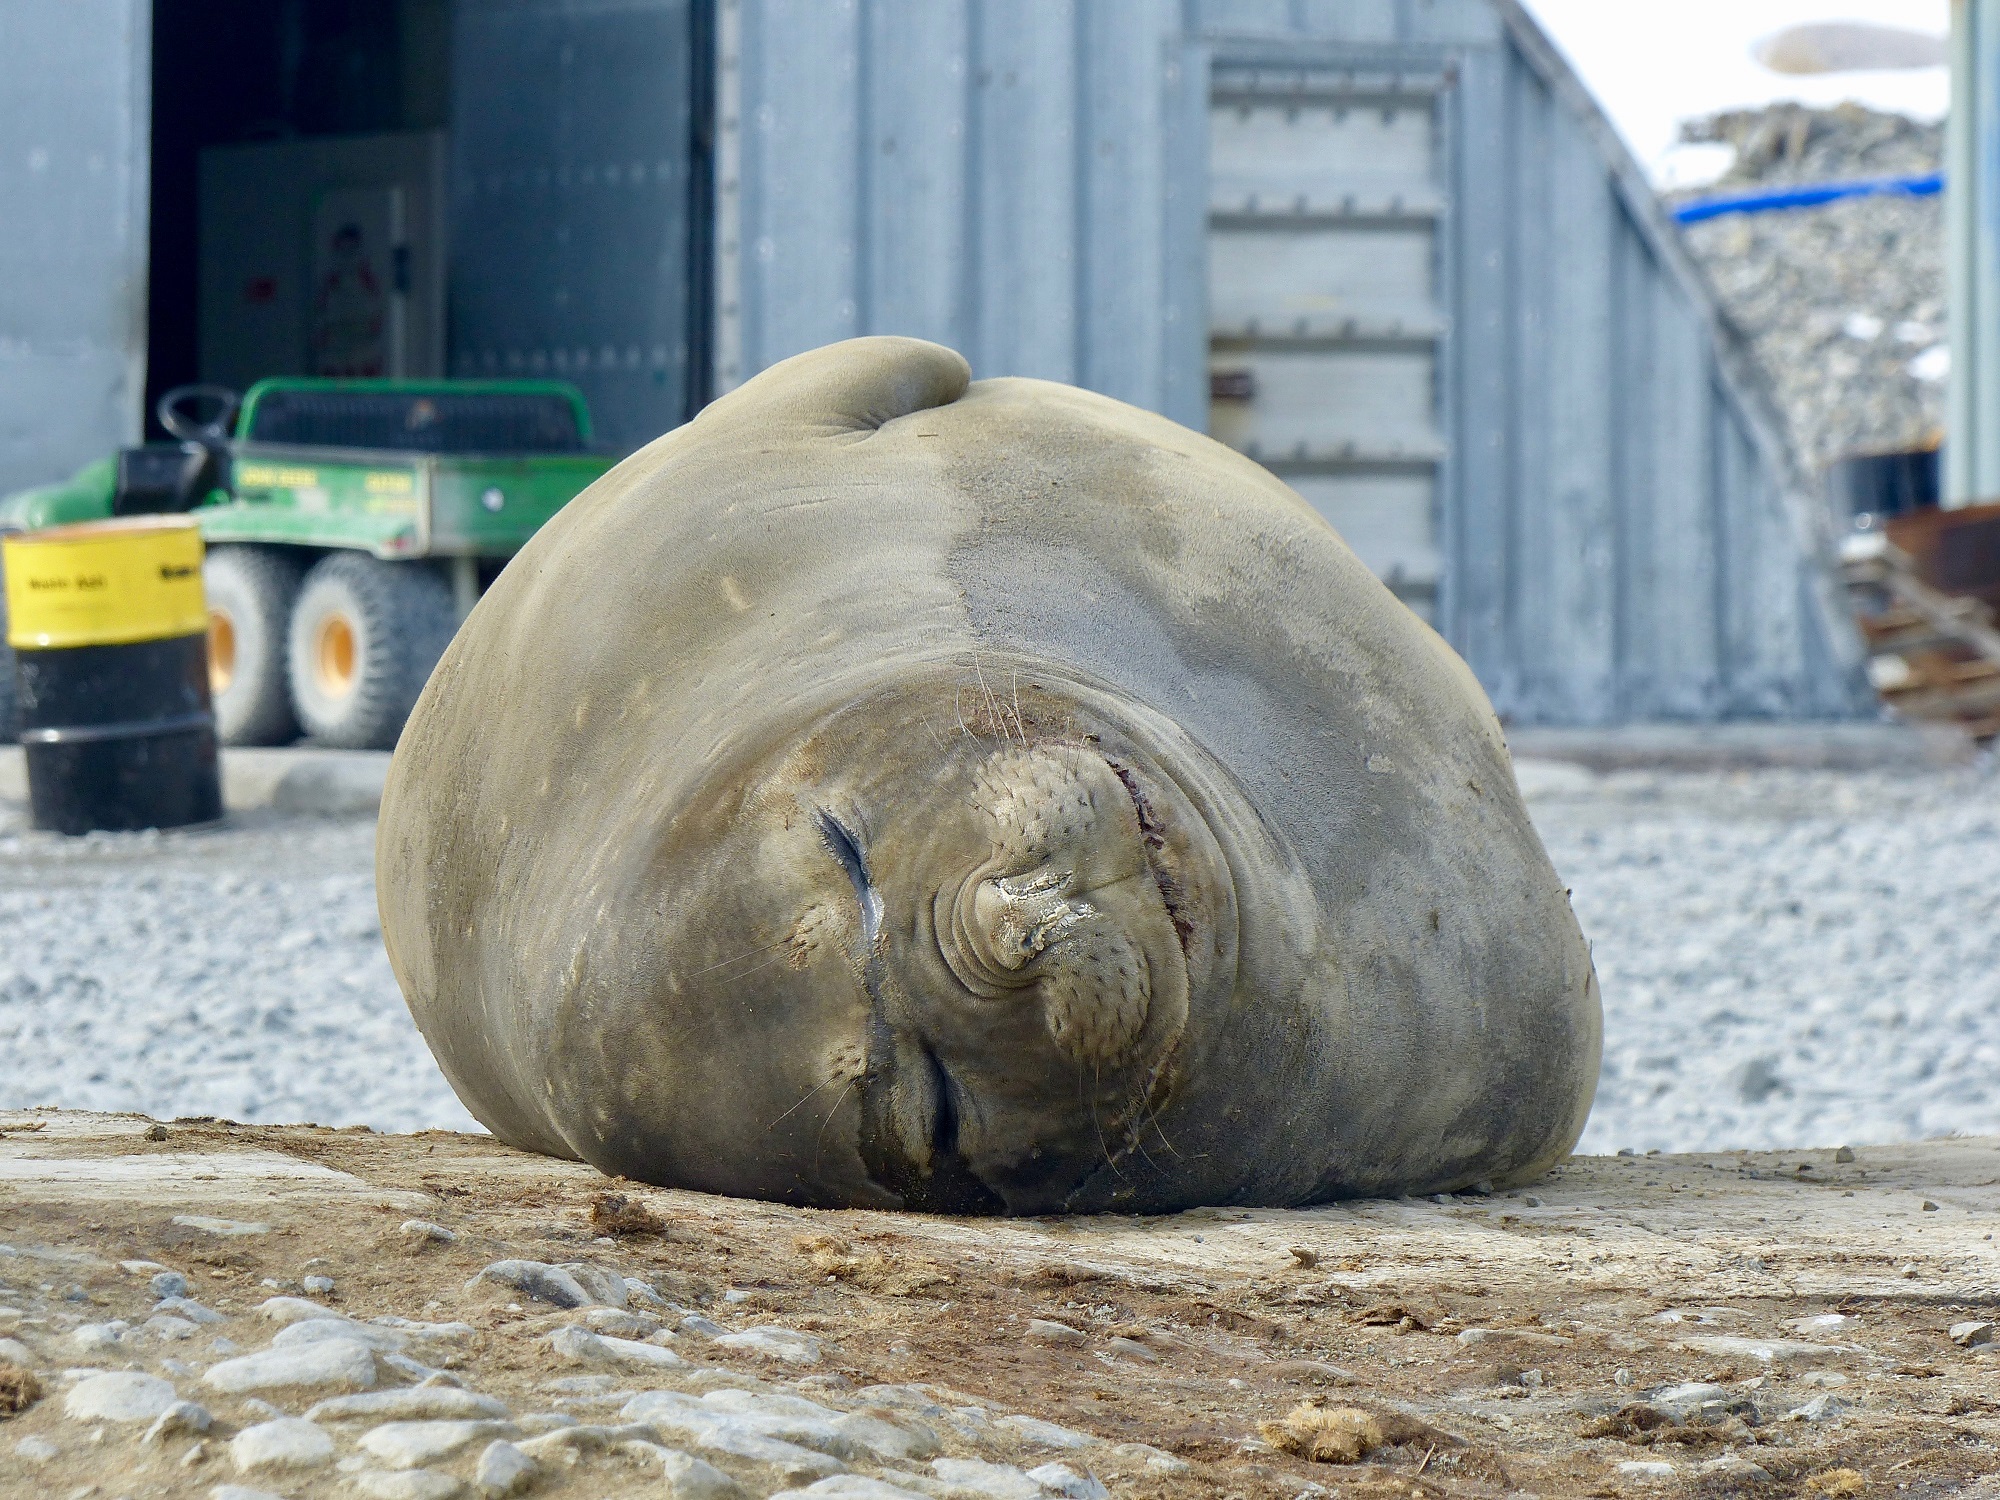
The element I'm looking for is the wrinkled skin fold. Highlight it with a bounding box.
[377,337,1601,1214]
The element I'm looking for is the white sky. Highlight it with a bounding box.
[1519,1,1950,183]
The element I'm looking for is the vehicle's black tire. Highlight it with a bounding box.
[287,553,456,750]
[204,545,303,746]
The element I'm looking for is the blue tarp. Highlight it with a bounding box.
[1672,172,1943,224]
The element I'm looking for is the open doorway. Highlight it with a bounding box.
[145,0,451,438]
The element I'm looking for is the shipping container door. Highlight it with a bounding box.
[1207,63,1448,619]
[449,0,702,454]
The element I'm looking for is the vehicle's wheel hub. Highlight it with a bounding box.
[313,613,358,699]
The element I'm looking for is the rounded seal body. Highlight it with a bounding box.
[377,337,1599,1213]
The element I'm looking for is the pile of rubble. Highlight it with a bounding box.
[1673,103,1944,474]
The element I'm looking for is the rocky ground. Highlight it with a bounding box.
[1673,104,1945,475]
[5,1110,2000,1499]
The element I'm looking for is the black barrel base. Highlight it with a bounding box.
[24,726,223,836]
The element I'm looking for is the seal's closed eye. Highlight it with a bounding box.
[815,808,881,947]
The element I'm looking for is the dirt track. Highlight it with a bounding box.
[5,1112,2000,1497]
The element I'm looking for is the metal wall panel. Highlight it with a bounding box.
[1206,65,1449,617]
[720,0,1201,422]
[0,0,150,495]
[1189,0,1862,722]
[449,0,698,454]
[723,0,1864,723]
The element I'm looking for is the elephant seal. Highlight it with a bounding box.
[378,337,1599,1214]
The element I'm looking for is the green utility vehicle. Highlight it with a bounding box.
[0,380,614,749]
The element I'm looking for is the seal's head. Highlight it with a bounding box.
[572,671,1251,1213]
[381,336,1598,1214]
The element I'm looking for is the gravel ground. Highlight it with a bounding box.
[4,764,2000,1155]
[0,803,478,1134]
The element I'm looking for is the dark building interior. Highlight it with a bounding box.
[146,0,711,450]
[147,1,452,437]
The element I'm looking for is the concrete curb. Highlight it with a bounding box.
[0,745,390,817]
[1507,720,1977,773]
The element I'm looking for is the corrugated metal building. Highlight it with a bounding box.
[721,0,1866,723]
[0,0,1867,725]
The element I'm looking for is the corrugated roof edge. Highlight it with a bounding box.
[1493,0,1870,696]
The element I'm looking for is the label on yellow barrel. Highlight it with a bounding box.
[3,516,208,649]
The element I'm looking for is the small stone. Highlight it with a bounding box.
[146,1315,199,1341]
[1108,1442,1187,1474]
[1521,1195,1543,1207]
[1784,1394,1851,1423]
[550,1324,687,1369]
[1105,1336,1156,1363]
[349,1472,468,1500]
[170,1215,270,1238]
[16,1434,59,1462]
[274,1317,407,1352]
[681,1314,727,1338]
[401,1220,458,1246]
[474,1439,537,1498]
[1617,1460,1677,1480]
[1952,1320,1996,1347]
[258,1295,335,1324]
[142,1399,214,1442]
[0,1336,35,1368]
[660,1449,748,1500]
[181,1437,209,1466]
[563,1263,631,1307]
[1834,1146,1856,1163]
[1650,1382,1757,1423]
[231,1416,335,1472]
[467,1260,594,1310]
[204,1338,378,1395]
[1288,1246,1319,1269]
[929,1457,1042,1499]
[303,1275,335,1296]
[1922,1200,1940,1212]
[768,1481,929,1500]
[210,1488,290,1500]
[310,1388,511,1423]
[995,1414,1100,1450]
[144,1123,170,1141]
[151,1271,191,1300]
[722,1288,752,1304]
[72,1320,129,1352]
[713,1325,823,1364]
[1700,1454,1774,1486]
[585,1307,663,1338]
[1025,1319,1086,1346]
[363,1419,516,1468]
[1613,1367,1634,1387]
[156,1296,227,1324]
[1027,1464,1108,1500]
[64,1370,178,1422]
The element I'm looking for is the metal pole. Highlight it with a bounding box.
[1948,0,2000,505]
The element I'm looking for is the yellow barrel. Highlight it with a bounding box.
[1,517,222,834]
